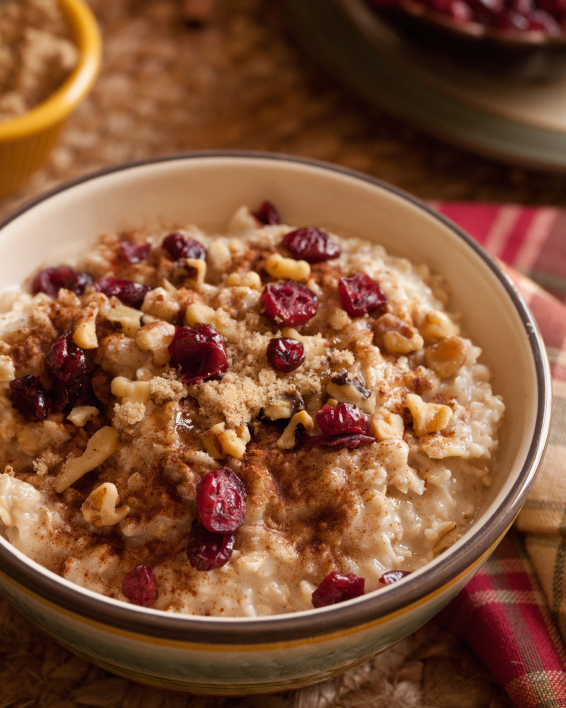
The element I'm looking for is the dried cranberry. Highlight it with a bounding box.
[312,571,365,608]
[266,337,305,373]
[186,519,235,571]
[94,277,151,310]
[379,570,412,585]
[304,433,375,449]
[119,241,151,264]
[45,333,87,412]
[429,0,475,20]
[526,7,562,30]
[197,467,247,534]
[32,266,93,298]
[253,200,281,226]
[262,281,318,327]
[122,565,158,607]
[539,0,566,19]
[9,376,49,421]
[493,6,530,27]
[162,232,206,261]
[446,0,474,20]
[282,227,341,264]
[168,324,228,384]
[338,273,387,318]
[315,403,370,435]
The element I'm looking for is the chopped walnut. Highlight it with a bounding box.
[263,393,304,421]
[67,406,99,428]
[424,337,469,378]
[226,271,262,289]
[141,287,179,322]
[107,305,143,338]
[73,302,99,349]
[265,253,310,282]
[370,408,404,440]
[54,427,119,493]
[326,374,376,414]
[185,258,207,287]
[281,327,326,362]
[82,483,130,528]
[421,310,459,344]
[429,522,460,552]
[375,314,424,355]
[134,320,175,366]
[277,410,313,449]
[202,422,251,459]
[406,393,452,438]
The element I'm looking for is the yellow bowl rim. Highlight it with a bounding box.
[0,0,102,141]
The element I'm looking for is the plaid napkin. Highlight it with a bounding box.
[431,203,566,707]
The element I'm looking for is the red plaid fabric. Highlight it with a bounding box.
[432,202,566,708]
[431,201,566,303]
[438,536,566,707]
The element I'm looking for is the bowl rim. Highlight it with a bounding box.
[0,0,102,141]
[0,150,552,644]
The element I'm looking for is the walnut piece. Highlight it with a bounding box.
[202,422,251,459]
[111,377,151,404]
[277,410,313,450]
[141,287,179,322]
[370,408,404,440]
[265,253,310,282]
[73,302,99,349]
[82,482,130,527]
[263,393,304,421]
[54,427,119,493]
[421,310,459,344]
[375,314,424,355]
[185,258,207,286]
[67,405,100,428]
[107,305,143,338]
[326,375,376,414]
[226,271,262,289]
[424,337,469,378]
[406,393,452,438]
[431,521,460,552]
[135,320,175,366]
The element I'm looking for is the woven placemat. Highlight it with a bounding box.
[0,0,556,704]
[0,594,510,708]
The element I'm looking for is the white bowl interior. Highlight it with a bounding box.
[0,155,541,599]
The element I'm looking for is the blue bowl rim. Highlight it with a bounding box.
[0,150,552,644]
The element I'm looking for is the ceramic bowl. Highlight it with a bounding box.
[0,0,101,199]
[0,152,551,694]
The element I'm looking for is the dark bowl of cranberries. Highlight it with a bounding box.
[368,0,566,79]
[0,152,550,693]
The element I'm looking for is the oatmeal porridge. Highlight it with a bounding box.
[0,200,505,616]
[0,0,78,121]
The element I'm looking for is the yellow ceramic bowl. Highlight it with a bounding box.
[0,0,102,199]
